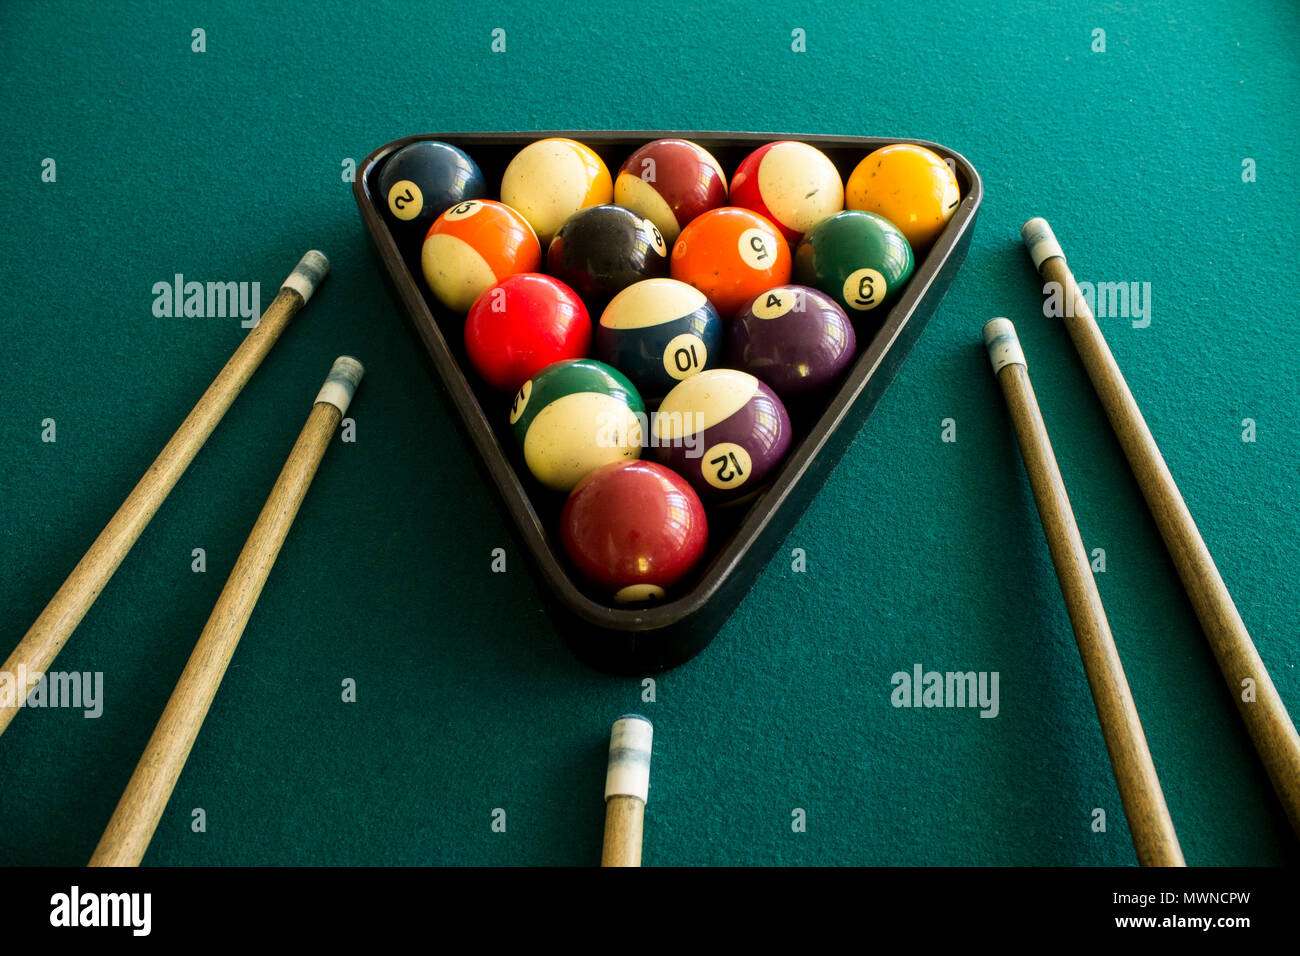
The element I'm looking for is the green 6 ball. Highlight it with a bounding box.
[793,210,914,324]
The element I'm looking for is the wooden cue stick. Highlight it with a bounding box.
[1023,218,1300,837]
[601,714,653,867]
[984,318,1185,867]
[88,356,363,867]
[0,250,330,740]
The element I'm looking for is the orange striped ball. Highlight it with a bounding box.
[421,199,541,312]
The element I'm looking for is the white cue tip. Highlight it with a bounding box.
[983,317,1027,374]
[1021,217,1065,270]
[605,714,653,804]
[281,249,331,303]
[315,356,365,414]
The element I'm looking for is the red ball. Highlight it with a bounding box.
[560,460,708,603]
[464,273,591,391]
[729,141,844,245]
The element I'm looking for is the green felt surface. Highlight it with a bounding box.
[1,0,1298,866]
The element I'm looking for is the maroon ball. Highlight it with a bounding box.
[614,139,729,243]
[651,369,792,503]
[560,460,708,603]
[728,285,856,398]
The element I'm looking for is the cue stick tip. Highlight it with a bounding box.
[605,715,653,804]
[1021,217,1065,271]
[315,355,365,414]
[983,317,1027,375]
[281,250,331,303]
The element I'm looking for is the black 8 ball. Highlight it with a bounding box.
[546,204,670,314]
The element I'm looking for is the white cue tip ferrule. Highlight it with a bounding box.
[605,714,653,803]
[315,355,365,414]
[281,249,330,303]
[983,318,1026,374]
[1021,217,1064,270]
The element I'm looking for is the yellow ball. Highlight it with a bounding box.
[845,144,960,251]
[499,138,613,245]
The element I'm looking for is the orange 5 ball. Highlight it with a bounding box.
[845,144,961,251]
[670,207,791,318]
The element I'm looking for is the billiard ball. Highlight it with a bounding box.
[729,141,845,245]
[422,199,541,313]
[546,204,670,314]
[652,368,791,502]
[595,278,722,401]
[560,460,708,603]
[728,285,856,398]
[377,140,487,246]
[499,138,613,244]
[793,211,913,322]
[845,143,960,250]
[614,139,728,244]
[464,274,591,392]
[510,358,645,492]
[670,207,791,319]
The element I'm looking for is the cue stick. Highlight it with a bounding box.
[1023,218,1300,837]
[88,356,363,867]
[601,714,653,867]
[0,250,330,740]
[984,318,1185,867]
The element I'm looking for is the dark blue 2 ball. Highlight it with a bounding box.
[377,141,487,247]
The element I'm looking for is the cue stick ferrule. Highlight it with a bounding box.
[1021,217,1065,270]
[602,715,653,868]
[604,714,653,803]
[983,317,1026,374]
[314,355,365,415]
[280,249,330,305]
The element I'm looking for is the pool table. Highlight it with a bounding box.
[1,0,1296,868]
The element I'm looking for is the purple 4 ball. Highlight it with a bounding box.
[727,284,857,399]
